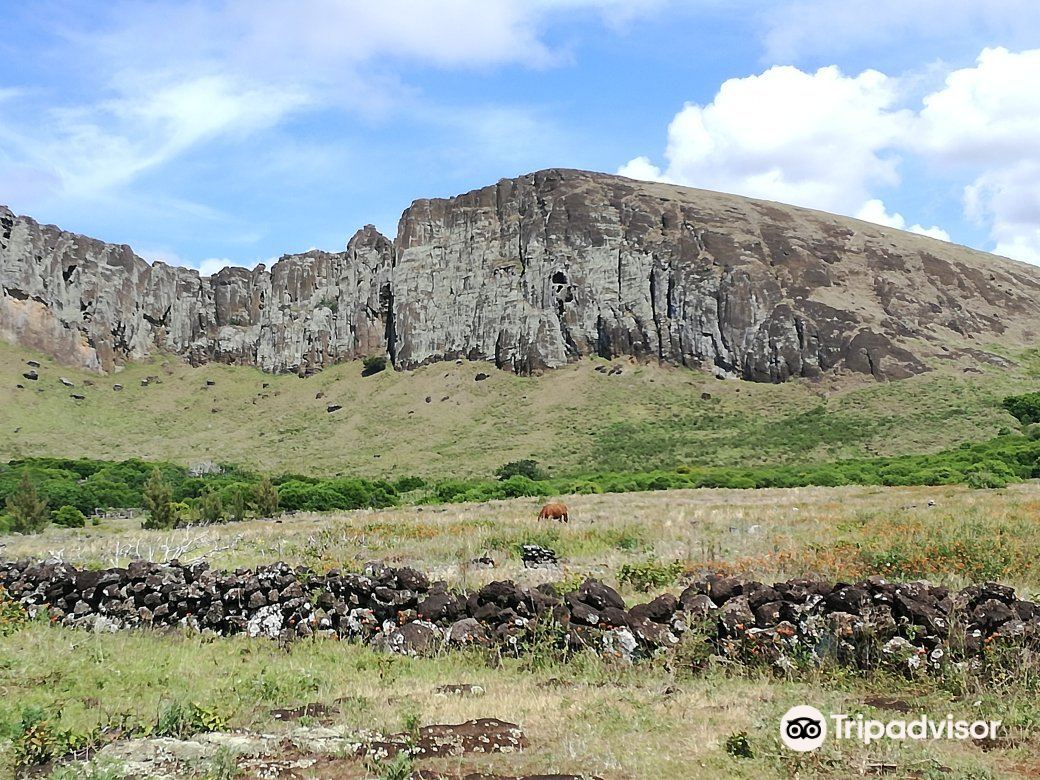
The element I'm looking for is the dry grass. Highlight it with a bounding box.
[3,621,1035,779]
[6,482,1040,596]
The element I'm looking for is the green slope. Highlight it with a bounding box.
[1,341,1036,479]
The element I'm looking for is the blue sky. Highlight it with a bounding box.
[2,1,1040,271]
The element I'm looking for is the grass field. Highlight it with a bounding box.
[4,344,1040,777]
[1,341,1038,480]
[3,485,1040,778]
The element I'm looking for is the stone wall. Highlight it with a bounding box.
[1,558,1036,670]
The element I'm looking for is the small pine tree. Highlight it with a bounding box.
[229,487,246,523]
[142,468,175,530]
[5,471,49,534]
[254,476,280,518]
[198,489,224,524]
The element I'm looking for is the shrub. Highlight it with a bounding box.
[317,297,339,313]
[433,479,473,503]
[10,706,86,769]
[0,587,28,636]
[724,731,754,759]
[52,504,87,528]
[170,502,193,524]
[554,571,592,595]
[499,475,547,498]
[13,706,56,768]
[393,475,425,492]
[495,459,547,481]
[618,559,684,592]
[366,752,414,780]
[1003,392,1040,425]
[278,481,346,512]
[559,480,601,494]
[229,487,246,522]
[154,701,227,738]
[327,478,375,509]
[362,355,387,376]
[197,488,225,523]
[966,469,1009,489]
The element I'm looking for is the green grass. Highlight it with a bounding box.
[1,341,1037,480]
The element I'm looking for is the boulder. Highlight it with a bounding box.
[381,621,440,656]
[448,618,491,646]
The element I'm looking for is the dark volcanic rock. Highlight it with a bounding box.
[2,559,1039,674]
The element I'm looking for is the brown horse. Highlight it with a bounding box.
[538,501,569,523]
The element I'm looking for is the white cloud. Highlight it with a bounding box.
[0,1,667,215]
[194,258,237,277]
[915,48,1040,262]
[139,248,259,276]
[622,49,1040,264]
[856,199,950,241]
[913,48,1040,165]
[619,65,911,215]
[759,0,1040,63]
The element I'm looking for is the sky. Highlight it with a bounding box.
[2,1,1040,273]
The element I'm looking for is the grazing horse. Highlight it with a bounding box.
[538,501,569,523]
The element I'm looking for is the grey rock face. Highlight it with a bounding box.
[391,170,1040,380]
[4,169,1040,381]
[0,211,392,374]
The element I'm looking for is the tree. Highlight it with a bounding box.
[254,476,280,518]
[142,468,175,530]
[229,487,246,523]
[5,471,49,534]
[197,488,224,524]
[494,459,547,482]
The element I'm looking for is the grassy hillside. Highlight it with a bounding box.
[1,340,1037,479]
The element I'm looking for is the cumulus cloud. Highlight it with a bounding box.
[622,48,1040,264]
[913,48,1040,164]
[913,48,1040,262]
[619,65,911,215]
[856,199,950,241]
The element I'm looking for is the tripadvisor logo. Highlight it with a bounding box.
[780,705,1001,751]
[780,705,827,752]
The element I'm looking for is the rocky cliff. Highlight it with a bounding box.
[3,169,1039,381]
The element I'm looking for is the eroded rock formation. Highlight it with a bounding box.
[4,169,1040,381]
